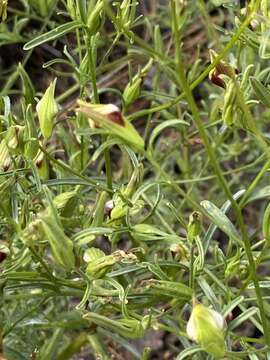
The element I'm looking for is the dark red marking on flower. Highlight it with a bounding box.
[0,252,7,263]
[36,159,43,168]
[108,111,125,127]
[210,72,226,88]
[3,163,10,172]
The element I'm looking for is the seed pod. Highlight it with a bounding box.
[77,101,144,151]
[123,77,142,109]
[36,79,58,140]
[123,59,153,109]
[187,302,226,358]
[40,215,75,270]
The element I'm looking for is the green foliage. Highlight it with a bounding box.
[1,0,270,359]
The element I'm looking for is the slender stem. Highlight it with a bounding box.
[170,0,270,346]
[39,144,111,192]
[86,31,113,190]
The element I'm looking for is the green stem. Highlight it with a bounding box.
[86,31,113,190]
[39,144,111,192]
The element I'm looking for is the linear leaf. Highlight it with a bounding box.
[201,200,240,243]
[250,77,270,108]
[23,21,82,50]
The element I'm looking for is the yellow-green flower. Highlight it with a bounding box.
[187,302,226,358]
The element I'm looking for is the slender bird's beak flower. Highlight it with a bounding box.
[187,301,226,358]
[209,49,236,88]
[77,101,144,152]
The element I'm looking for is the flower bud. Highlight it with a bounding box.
[123,59,153,109]
[6,125,24,153]
[105,199,114,217]
[123,77,142,109]
[36,79,58,140]
[187,302,226,358]
[187,211,202,240]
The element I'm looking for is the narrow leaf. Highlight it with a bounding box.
[200,200,240,242]
[250,77,270,108]
[23,21,81,50]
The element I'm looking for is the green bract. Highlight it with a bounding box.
[36,79,58,140]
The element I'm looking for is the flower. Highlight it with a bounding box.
[186,301,226,358]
